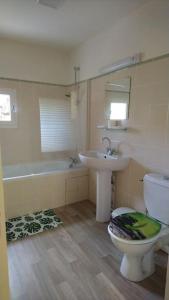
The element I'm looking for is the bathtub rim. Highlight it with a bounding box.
[3,165,88,182]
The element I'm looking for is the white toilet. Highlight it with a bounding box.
[108,173,169,282]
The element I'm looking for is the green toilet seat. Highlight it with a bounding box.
[109,212,161,240]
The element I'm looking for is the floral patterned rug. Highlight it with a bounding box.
[6,209,63,242]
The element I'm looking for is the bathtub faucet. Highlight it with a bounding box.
[69,157,78,168]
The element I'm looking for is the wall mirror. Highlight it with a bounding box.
[105,77,131,126]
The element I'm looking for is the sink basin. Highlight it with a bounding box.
[79,150,129,171]
[79,150,130,223]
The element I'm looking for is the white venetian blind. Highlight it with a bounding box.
[39,98,75,152]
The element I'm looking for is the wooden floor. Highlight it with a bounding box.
[8,200,167,300]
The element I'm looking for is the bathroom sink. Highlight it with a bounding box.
[79,150,130,223]
[79,150,129,171]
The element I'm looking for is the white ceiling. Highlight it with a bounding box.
[0,0,150,49]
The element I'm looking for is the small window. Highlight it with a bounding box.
[39,98,75,152]
[0,89,17,128]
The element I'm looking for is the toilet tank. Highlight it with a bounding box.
[144,173,169,224]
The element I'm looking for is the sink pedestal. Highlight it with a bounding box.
[79,150,129,223]
[96,170,112,222]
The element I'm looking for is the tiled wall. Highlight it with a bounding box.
[0,79,88,166]
[66,81,89,153]
[0,79,68,165]
[1,55,169,213]
[89,56,169,212]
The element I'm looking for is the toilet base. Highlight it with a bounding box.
[120,250,155,282]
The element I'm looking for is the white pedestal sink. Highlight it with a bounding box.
[79,151,129,222]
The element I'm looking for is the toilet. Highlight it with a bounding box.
[108,173,169,282]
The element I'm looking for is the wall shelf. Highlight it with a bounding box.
[96,125,128,131]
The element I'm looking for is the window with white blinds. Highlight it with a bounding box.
[39,98,75,152]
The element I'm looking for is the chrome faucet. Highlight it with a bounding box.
[69,157,78,168]
[102,136,112,155]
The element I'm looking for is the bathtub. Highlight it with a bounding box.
[3,160,89,219]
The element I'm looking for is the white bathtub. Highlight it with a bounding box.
[3,160,86,180]
[3,160,89,219]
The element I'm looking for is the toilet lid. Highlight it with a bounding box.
[109,212,161,240]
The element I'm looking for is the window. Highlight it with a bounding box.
[0,89,17,128]
[39,98,75,152]
[110,102,127,120]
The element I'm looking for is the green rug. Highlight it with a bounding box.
[6,209,63,242]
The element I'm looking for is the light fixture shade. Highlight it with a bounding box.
[36,0,65,9]
[99,53,141,75]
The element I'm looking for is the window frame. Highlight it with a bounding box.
[0,89,17,128]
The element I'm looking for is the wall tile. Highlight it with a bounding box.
[89,56,169,211]
[0,80,70,165]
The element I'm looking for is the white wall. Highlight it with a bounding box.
[69,0,169,82]
[0,39,69,85]
[0,0,169,85]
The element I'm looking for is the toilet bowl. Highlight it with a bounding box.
[108,207,164,281]
[108,173,169,282]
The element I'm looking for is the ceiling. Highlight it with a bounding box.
[0,0,151,49]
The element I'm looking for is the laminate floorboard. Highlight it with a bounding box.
[7,200,167,300]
